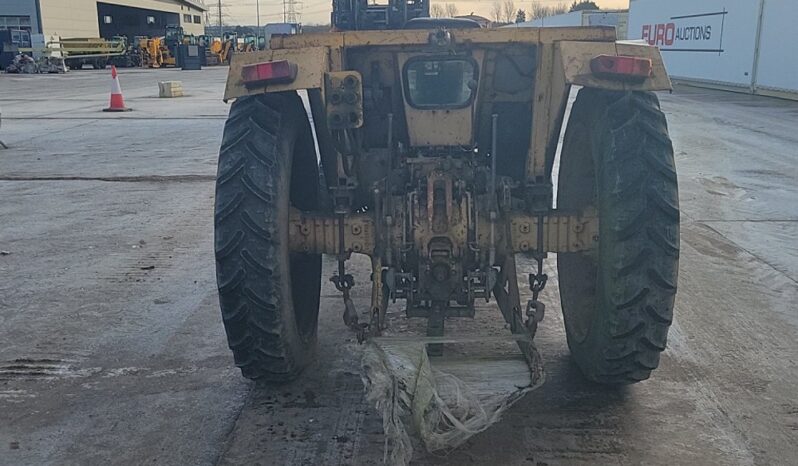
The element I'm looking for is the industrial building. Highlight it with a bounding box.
[0,0,206,41]
[629,0,797,100]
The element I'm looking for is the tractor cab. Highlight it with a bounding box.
[332,0,429,30]
[164,25,184,46]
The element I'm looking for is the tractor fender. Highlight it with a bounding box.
[223,47,329,102]
[556,40,672,92]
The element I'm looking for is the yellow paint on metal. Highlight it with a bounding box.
[288,208,598,256]
[224,47,329,101]
[558,41,672,91]
[270,27,616,50]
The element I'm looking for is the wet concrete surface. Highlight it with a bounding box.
[1,70,797,465]
[0,68,248,465]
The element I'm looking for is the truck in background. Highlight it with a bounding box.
[263,23,301,46]
[512,10,629,40]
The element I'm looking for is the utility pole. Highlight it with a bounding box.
[284,0,299,24]
[217,0,222,35]
[256,0,260,37]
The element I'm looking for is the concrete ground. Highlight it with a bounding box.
[0,68,797,465]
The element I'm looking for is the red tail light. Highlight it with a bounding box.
[590,55,653,81]
[241,60,297,85]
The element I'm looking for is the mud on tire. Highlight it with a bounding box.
[215,92,322,382]
[557,89,679,385]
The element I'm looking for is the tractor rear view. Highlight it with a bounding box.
[214,0,679,385]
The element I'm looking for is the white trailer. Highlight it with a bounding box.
[628,0,798,100]
[512,10,629,40]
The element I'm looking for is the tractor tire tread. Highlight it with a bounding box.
[215,93,311,382]
[560,89,679,385]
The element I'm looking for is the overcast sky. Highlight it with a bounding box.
[211,0,630,26]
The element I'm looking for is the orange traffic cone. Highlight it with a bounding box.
[103,66,131,112]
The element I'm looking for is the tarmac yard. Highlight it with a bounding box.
[1,68,797,465]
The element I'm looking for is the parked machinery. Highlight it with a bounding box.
[159,24,184,67]
[139,36,164,68]
[198,34,215,65]
[136,26,184,68]
[238,34,266,53]
[332,0,430,30]
[109,36,144,68]
[0,29,30,70]
[56,37,127,69]
[214,0,680,386]
[209,33,237,64]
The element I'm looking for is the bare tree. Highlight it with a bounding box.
[444,3,459,17]
[530,0,568,19]
[516,9,527,23]
[430,3,445,18]
[490,1,503,23]
[502,0,516,23]
[529,1,548,19]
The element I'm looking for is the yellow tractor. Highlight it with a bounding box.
[138,26,183,68]
[209,32,237,65]
[214,0,679,385]
[238,34,265,53]
[138,36,163,68]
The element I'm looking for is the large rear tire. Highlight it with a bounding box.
[557,89,679,385]
[215,92,322,382]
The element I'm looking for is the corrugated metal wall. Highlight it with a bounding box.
[629,0,798,99]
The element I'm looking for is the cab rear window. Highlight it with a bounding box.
[404,58,477,109]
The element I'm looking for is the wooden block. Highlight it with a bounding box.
[158,81,184,98]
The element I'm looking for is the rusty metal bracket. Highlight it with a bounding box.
[509,208,599,253]
[288,208,375,256]
[291,206,596,343]
[290,208,597,256]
